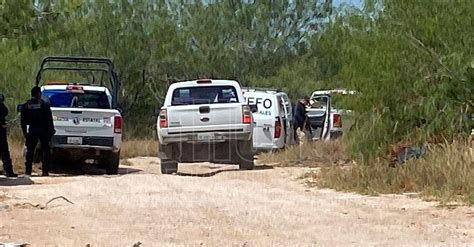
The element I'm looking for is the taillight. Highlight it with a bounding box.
[242,106,251,124]
[333,114,342,128]
[159,109,168,128]
[274,117,281,138]
[114,115,122,134]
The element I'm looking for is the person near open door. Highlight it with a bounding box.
[21,87,55,176]
[293,96,311,144]
[0,94,17,177]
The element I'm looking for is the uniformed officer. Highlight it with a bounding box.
[21,87,55,176]
[0,94,17,177]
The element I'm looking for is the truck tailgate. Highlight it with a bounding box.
[167,104,242,130]
[52,107,119,137]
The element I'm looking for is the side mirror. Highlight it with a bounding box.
[249,104,258,113]
[154,107,162,116]
[17,104,23,113]
[115,103,124,114]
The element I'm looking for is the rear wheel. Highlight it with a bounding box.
[102,151,120,175]
[161,159,178,174]
[159,144,178,174]
[238,140,254,170]
[50,152,64,171]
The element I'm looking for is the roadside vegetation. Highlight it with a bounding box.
[320,142,474,205]
[121,140,158,159]
[1,1,472,201]
[7,139,25,173]
[262,141,474,204]
[258,141,348,168]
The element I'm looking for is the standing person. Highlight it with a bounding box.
[0,94,17,177]
[21,87,55,176]
[293,96,310,144]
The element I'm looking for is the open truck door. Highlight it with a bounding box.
[279,94,295,146]
[306,94,331,141]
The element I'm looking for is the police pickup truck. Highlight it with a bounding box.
[156,79,255,174]
[35,56,122,174]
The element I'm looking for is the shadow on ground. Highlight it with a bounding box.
[0,176,34,186]
[50,164,142,176]
[176,164,274,177]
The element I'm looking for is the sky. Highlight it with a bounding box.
[333,0,363,8]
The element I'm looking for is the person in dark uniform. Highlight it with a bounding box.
[293,96,311,144]
[0,94,17,177]
[21,87,55,176]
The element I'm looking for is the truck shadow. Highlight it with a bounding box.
[176,164,273,178]
[51,164,142,177]
[0,176,35,186]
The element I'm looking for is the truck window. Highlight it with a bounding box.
[42,90,111,109]
[172,86,239,106]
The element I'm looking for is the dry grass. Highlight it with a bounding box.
[258,141,350,167]
[121,139,158,159]
[319,142,474,204]
[260,140,474,204]
[9,138,26,173]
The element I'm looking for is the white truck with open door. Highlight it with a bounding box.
[34,56,122,174]
[305,93,334,141]
[156,79,256,174]
[308,89,357,140]
[242,88,294,151]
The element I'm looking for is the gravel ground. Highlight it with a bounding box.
[0,157,473,246]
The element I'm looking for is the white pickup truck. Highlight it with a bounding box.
[34,56,122,174]
[306,89,357,140]
[156,79,255,174]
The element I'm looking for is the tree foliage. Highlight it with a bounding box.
[0,0,471,159]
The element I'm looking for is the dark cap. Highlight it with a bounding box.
[0,94,4,104]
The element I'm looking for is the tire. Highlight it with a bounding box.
[238,140,254,170]
[50,152,63,171]
[161,159,178,174]
[159,143,178,174]
[103,151,120,175]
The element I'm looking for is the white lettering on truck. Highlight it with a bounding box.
[245,96,273,116]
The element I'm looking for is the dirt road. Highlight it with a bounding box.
[1,157,473,246]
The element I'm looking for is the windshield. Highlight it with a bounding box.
[172,86,239,106]
[42,90,111,109]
